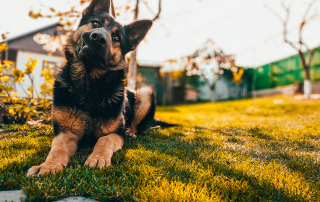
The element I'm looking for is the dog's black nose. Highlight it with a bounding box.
[82,31,107,47]
[90,31,106,45]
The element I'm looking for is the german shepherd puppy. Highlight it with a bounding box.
[27,0,155,176]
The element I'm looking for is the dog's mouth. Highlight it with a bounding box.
[77,39,110,68]
[78,40,93,54]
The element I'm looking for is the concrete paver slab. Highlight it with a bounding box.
[55,196,99,202]
[0,190,26,202]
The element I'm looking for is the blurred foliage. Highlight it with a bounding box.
[178,70,200,89]
[232,67,245,84]
[163,48,242,100]
[0,43,55,123]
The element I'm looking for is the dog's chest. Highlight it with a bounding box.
[92,115,125,139]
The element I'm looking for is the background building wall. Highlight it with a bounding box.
[15,50,65,97]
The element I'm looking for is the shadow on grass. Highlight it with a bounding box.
[124,129,317,201]
[198,126,320,186]
[241,127,320,184]
[1,126,319,201]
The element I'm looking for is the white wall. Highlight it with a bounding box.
[197,63,217,101]
[215,77,229,100]
[15,50,65,97]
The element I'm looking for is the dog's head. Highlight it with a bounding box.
[67,0,152,70]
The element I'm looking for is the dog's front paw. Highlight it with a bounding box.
[27,162,64,176]
[129,133,137,138]
[128,128,137,138]
[84,154,112,168]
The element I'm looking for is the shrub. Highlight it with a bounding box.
[0,43,55,124]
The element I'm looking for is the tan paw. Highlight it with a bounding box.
[84,155,112,168]
[128,127,137,138]
[27,162,64,176]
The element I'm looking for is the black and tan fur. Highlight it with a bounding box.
[27,0,155,176]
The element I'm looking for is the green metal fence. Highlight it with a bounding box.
[252,47,320,90]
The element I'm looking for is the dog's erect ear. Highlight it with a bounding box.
[82,0,116,18]
[124,20,152,52]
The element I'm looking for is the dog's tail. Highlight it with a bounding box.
[150,118,180,129]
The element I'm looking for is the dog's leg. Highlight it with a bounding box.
[27,132,79,176]
[85,133,123,168]
[27,107,89,176]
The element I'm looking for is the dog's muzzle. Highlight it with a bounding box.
[81,31,107,49]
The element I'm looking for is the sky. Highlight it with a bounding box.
[0,0,320,67]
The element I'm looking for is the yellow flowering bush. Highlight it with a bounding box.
[38,61,55,122]
[0,42,6,52]
[24,57,38,74]
[0,44,55,123]
[11,68,25,83]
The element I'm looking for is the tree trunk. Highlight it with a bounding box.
[128,49,138,90]
[210,66,221,102]
[210,89,215,102]
[127,0,139,90]
[298,50,313,99]
[304,66,311,99]
[210,83,216,102]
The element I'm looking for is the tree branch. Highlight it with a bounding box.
[303,0,318,19]
[264,4,284,23]
[307,47,317,67]
[299,0,319,51]
[299,19,310,51]
[282,0,296,11]
[283,1,300,50]
[265,2,299,51]
[152,0,162,22]
[134,0,139,20]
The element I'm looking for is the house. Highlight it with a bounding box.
[189,39,221,102]
[214,68,251,101]
[160,40,221,103]
[161,39,249,102]
[0,22,65,96]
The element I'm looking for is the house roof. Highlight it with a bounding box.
[1,21,66,56]
[0,21,60,43]
[137,60,162,68]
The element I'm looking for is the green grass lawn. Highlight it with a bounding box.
[1,95,320,201]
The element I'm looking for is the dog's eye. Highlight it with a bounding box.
[112,35,121,42]
[92,21,100,27]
